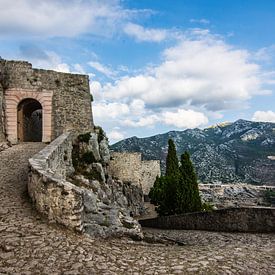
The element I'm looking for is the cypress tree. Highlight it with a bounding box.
[165,139,179,176]
[179,151,202,212]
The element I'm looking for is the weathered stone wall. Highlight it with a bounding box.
[28,132,84,232]
[0,59,93,143]
[109,152,161,195]
[139,207,275,233]
[141,160,161,195]
[29,131,144,239]
[109,152,142,186]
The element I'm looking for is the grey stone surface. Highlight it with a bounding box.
[109,152,161,195]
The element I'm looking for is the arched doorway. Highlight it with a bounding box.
[17,98,42,142]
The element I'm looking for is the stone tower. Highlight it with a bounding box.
[0,59,93,144]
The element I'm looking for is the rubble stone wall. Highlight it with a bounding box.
[28,132,84,232]
[109,152,142,186]
[141,160,161,195]
[0,59,93,143]
[140,207,275,233]
[109,152,161,195]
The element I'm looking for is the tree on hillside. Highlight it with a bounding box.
[149,140,203,215]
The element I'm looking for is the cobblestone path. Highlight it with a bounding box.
[0,144,274,274]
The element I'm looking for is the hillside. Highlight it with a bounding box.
[111,120,275,185]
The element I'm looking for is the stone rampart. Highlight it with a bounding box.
[109,152,161,195]
[139,207,275,233]
[28,132,84,232]
[141,160,161,195]
[109,152,142,186]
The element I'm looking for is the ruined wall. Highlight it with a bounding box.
[109,152,161,195]
[109,152,142,186]
[0,59,93,143]
[140,207,275,233]
[141,160,161,195]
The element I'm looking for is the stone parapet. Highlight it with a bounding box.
[28,132,84,232]
[140,207,275,233]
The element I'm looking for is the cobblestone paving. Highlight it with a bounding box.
[0,144,274,274]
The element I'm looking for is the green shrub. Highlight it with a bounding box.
[78,133,91,143]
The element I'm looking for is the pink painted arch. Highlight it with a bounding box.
[5,89,53,144]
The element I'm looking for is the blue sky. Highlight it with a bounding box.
[0,0,275,143]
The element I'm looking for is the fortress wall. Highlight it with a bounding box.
[0,60,93,142]
[140,160,161,195]
[109,152,142,186]
[109,152,161,195]
[28,132,84,232]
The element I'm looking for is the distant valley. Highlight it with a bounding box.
[111,120,275,186]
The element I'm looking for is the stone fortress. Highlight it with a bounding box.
[0,59,160,238]
[0,59,93,144]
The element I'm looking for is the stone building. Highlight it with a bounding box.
[109,152,161,195]
[0,59,93,144]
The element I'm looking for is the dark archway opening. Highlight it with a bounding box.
[17,98,42,142]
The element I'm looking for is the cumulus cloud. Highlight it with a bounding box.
[123,23,168,42]
[0,0,137,38]
[88,61,117,78]
[108,130,125,141]
[162,109,209,128]
[252,110,275,123]
[19,47,71,73]
[100,33,265,112]
[93,102,130,120]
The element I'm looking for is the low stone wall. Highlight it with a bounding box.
[28,132,84,232]
[139,207,275,233]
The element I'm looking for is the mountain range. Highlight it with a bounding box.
[111,119,275,185]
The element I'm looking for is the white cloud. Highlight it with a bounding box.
[122,115,159,127]
[123,23,168,42]
[88,61,116,78]
[21,50,71,73]
[162,109,208,128]
[93,102,130,120]
[101,33,266,111]
[252,111,275,123]
[0,0,135,38]
[108,130,125,141]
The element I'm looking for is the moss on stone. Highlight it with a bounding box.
[78,133,91,143]
[81,152,96,164]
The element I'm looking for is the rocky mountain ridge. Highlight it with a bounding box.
[111,120,275,185]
